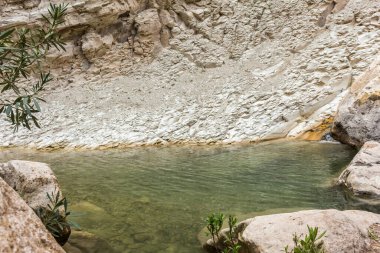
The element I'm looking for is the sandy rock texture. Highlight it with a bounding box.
[1,0,380,148]
[204,209,380,253]
[339,141,380,199]
[369,223,380,253]
[0,160,62,209]
[332,55,380,147]
[0,177,65,253]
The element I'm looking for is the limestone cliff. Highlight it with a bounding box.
[1,0,380,148]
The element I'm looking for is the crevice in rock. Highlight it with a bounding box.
[317,1,337,27]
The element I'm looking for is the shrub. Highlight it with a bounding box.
[206,213,242,253]
[285,226,326,253]
[34,191,78,246]
[206,213,225,247]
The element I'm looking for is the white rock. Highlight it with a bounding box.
[0,160,62,210]
[339,141,380,198]
[205,209,380,253]
[1,0,380,148]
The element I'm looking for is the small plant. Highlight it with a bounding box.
[285,226,326,253]
[368,227,379,242]
[34,191,78,246]
[206,213,242,253]
[223,215,241,253]
[206,213,225,247]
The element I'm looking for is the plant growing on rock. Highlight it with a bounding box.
[206,213,225,247]
[368,226,380,242]
[34,191,78,246]
[206,213,242,253]
[223,215,241,253]
[0,3,67,131]
[285,226,326,253]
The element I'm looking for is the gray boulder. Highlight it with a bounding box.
[339,141,380,199]
[332,56,380,147]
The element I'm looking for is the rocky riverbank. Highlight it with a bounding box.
[203,209,380,253]
[339,141,380,199]
[1,0,380,252]
[0,161,64,252]
[0,0,379,149]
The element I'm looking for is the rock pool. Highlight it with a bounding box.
[0,141,373,253]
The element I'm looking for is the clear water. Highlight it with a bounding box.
[0,141,371,253]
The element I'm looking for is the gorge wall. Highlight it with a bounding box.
[1,0,380,148]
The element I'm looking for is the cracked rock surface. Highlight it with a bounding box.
[0,177,64,253]
[338,141,380,199]
[332,55,380,147]
[1,0,380,148]
[0,160,62,210]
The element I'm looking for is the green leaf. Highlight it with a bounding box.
[0,29,14,40]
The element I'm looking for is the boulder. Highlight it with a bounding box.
[0,177,65,252]
[204,209,380,253]
[133,8,162,56]
[81,30,114,61]
[63,231,116,253]
[0,160,62,210]
[338,141,380,199]
[332,56,380,147]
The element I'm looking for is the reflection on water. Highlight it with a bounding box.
[0,141,371,253]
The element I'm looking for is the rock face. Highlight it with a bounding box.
[332,56,380,147]
[0,160,62,209]
[338,141,380,198]
[205,209,380,253]
[0,0,380,148]
[0,177,65,253]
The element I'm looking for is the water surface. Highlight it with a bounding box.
[0,141,366,253]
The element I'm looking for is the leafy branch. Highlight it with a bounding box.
[206,213,242,253]
[34,190,79,246]
[0,3,68,131]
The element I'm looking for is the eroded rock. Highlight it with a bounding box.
[0,177,65,253]
[0,0,380,148]
[204,209,380,253]
[332,55,380,147]
[338,141,380,199]
[0,160,62,210]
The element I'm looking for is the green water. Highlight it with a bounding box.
[0,141,367,253]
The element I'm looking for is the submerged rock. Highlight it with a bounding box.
[0,160,62,210]
[339,141,380,199]
[0,177,64,252]
[63,231,116,253]
[204,209,380,253]
[332,56,380,147]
